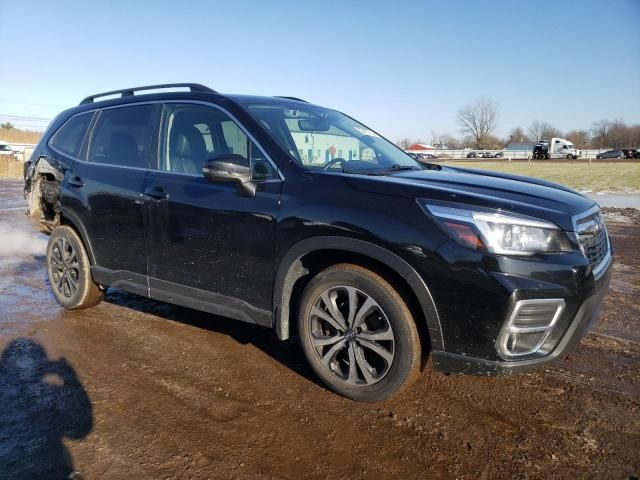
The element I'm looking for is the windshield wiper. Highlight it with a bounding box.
[388,164,419,171]
[341,164,421,176]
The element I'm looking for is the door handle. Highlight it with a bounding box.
[143,186,169,200]
[68,176,84,188]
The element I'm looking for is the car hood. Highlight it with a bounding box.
[344,166,595,231]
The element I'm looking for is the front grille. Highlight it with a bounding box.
[575,209,609,268]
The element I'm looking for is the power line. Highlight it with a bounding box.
[0,99,68,109]
[0,113,52,122]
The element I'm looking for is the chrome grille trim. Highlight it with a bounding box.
[496,298,566,359]
[572,205,611,278]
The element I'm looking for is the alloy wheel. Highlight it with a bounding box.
[50,237,80,298]
[307,285,395,386]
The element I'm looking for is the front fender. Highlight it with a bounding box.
[272,236,444,351]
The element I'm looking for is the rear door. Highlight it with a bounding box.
[143,102,282,325]
[64,104,158,292]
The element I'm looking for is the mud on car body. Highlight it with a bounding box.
[25,83,613,402]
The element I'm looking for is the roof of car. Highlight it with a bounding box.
[65,88,319,120]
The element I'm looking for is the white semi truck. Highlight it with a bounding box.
[532,138,581,159]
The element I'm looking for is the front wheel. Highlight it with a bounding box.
[298,264,422,402]
[46,226,104,310]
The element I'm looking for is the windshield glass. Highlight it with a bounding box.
[0,145,11,151]
[241,101,421,173]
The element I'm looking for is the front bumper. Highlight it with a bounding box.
[431,253,613,376]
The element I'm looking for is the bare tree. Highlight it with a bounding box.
[507,127,531,144]
[456,98,498,148]
[397,138,413,149]
[438,133,460,149]
[628,124,640,148]
[528,121,562,142]
[607,120,630,148]
[590,120,612,148]
[564,130,591,149]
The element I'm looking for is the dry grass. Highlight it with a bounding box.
[0,128,42,144]
[441,160,640,193]
[0,157,24,177]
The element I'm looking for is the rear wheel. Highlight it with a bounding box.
[298,264,421,402]
[46,226,103,310]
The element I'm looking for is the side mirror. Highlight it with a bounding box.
[202,154,256,197]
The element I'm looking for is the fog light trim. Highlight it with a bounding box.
[496,298,566,359]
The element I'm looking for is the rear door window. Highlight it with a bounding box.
[49,112,94,158]
[87,105,155,168]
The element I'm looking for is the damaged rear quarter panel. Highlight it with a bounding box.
[25,153,67,233]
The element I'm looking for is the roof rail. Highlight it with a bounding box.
[275,96,308,103]
[79,83,216,105]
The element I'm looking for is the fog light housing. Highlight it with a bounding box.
[496,299,565,359]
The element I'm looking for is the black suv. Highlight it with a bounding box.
[25,84,612,402]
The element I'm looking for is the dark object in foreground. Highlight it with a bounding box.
[0,339,92,478]
[24,83,612,401]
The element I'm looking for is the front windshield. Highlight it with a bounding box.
[0,145,11,151]
[242,102,421,173]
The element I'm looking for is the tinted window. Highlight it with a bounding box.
[158,104,275,180]
[50,112,93,158]
[88,105,154,168]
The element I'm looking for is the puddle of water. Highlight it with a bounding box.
[603,213,634,224]
[609,264,639,295]
[0,186,55,333]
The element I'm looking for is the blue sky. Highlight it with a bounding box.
[0,0,638,141]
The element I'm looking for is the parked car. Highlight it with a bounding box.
[621,149,636,159]
[0,142,16,155]
[481,152,494,158]
[596,150,624,159]
[494,152,504,158]
[24,83,612,402]
[634,149,640,159]
[420,153,437,160]
[466,151,479,158]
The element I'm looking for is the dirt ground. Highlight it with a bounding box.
[0,178,638,480]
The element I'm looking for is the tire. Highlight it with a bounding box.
[298,264,422,402]
[46,226,103,310]
[566,155,573,159]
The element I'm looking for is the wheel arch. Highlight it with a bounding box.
[59,208,97,265]
[273,236,444,351]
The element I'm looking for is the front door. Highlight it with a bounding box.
[143,103,281,326]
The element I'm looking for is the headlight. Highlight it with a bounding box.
[421,201,577,255]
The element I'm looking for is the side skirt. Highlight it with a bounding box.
[91,266,273,328]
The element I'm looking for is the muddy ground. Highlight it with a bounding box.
[0,178,638,479]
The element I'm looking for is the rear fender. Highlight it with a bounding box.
[25,156,66,232]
